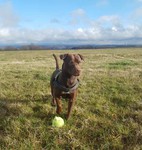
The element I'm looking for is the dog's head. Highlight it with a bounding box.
[60,54,84,76]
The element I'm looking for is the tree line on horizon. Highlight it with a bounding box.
[0,44,141,51]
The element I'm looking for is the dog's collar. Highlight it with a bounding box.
[53,70,80,94]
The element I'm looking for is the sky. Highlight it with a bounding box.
[0,0,142,45]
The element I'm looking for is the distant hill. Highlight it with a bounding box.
[0,44,142,51]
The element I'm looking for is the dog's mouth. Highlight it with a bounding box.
[73,72,80,76]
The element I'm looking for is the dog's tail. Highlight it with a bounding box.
[53,54,59,70]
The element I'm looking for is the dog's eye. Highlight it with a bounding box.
[77,60,81,63]
[75,59,80,64]
[74,56,81,63]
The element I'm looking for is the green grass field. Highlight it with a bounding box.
[0,48,142,150]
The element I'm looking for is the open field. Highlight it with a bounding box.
[0,48,142,150]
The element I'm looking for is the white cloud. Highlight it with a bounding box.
[0,28,10,37]
[97,15,121,26]
[71,8,85,17]
[132,7,142,18]
[0,2,142,45]
[0,23,142,45]
[112,27,118,32]
[0,1,19,28]
[77,28,84,33]
[70,8,87,25]
[98,15,118,22]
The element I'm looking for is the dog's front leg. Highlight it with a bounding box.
[51,97,56,106]
[55,97,62,114]
[51,88,56,106]
[66,92,77,119]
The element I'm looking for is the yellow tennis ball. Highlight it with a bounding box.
[52,116,64,127]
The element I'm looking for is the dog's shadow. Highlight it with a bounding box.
[0,94,56,126]
[0,94,61,148]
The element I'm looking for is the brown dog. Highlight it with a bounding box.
[50,53,84,119]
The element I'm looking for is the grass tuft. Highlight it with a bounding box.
[106,60,138,69]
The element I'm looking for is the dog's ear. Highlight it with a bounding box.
[78,54,84,61]
[60,54,68,60]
